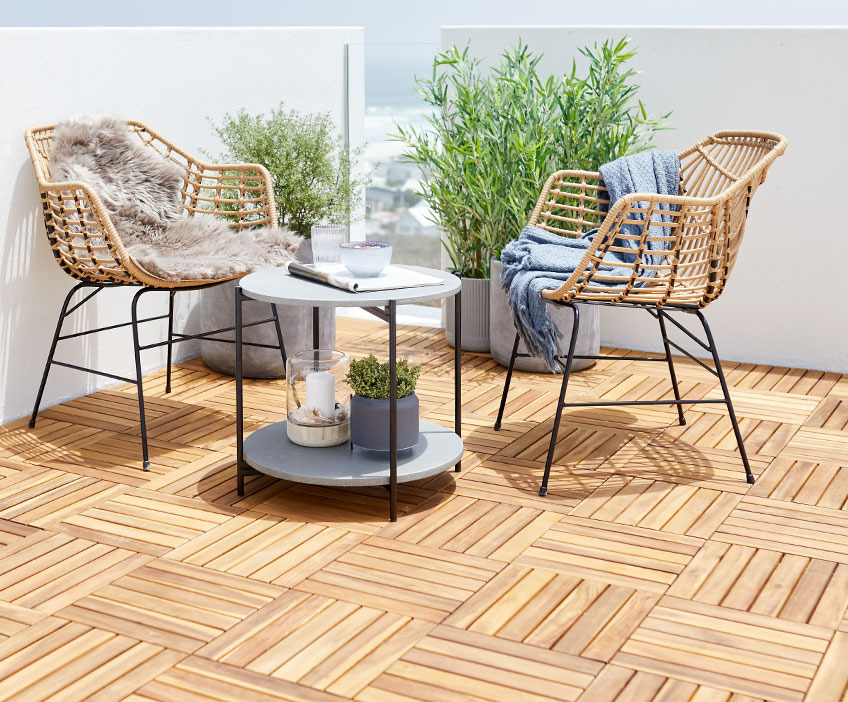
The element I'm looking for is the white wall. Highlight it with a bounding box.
[0,27,364,423]
[443,26,848,373]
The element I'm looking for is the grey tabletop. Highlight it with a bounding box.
[239,265,461,307]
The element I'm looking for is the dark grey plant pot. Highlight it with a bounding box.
[350,393,419,451]
[199,239,335,378]
[445,276,490,352]
[489,257,600,373]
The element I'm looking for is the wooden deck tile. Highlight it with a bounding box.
[39,389,157,433]
[197,589,432,697]
[714,496,848,564]
[576,663,768,701]
[296,536,503,623]
[750,457,848,510]
[35,432,231,487]
[145,454,287,507]
[359,625,603,702]
[699,387,820,425]
[0,467,122,528]
[599,435,771,489]
[0,531,150,613]
[805,396,848,430]
[806,629,848,701]
[614,596,832,702]
[55,488,241,555]
[0,601,48,642]
[781,426,848,465]
[378,493,563,561]
[515,515,703,593]
[661,410,796,459]
[166,510,364,587]
[571,474,742,538]
[251,483,438,535]
[58,558,283,653]
[447,455,609,514]
[0,519,38,549]
[0,618,183,702]
[0,417,102,463]
[129,655,348,701]
[668,540,848,629]
[500,416,650,472]
[727,363,838,397]
[445,564,659,661]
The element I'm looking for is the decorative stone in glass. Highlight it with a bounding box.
[286,350,350,447]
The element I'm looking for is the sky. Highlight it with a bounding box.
[3,0,848,42]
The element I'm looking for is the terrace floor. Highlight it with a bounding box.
[0,317,847,701]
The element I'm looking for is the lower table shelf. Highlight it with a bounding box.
[243,419,464,486]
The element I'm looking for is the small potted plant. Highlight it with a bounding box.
[345,354,421,451]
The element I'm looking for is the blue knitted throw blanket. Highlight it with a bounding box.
[500,150,680,370]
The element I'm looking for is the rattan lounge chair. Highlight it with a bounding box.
[494,130,787,494]
[25,120,287,470]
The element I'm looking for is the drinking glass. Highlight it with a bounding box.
[310,224,346,264]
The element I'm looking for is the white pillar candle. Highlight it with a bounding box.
[305,370,335,420]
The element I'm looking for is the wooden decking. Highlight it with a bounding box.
[0,317,847,701]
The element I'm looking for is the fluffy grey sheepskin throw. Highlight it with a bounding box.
[49,115,301,281]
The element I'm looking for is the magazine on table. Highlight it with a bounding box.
[285,262,444,293]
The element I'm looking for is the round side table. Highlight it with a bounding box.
[234,265,463,521]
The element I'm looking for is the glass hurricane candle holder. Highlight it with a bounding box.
[286,350,350,447]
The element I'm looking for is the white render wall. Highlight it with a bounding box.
[443,26,848,373]
[0,27,364,423]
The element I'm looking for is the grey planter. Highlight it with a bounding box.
[489,257,599,373]
[200,239,335,378]
[350,393,419,451]
[444,276,490,352]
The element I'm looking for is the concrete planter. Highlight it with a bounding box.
[444,276,490,352]
[200,239,335,378]
[350,393,419,451]
[489,257,599,373]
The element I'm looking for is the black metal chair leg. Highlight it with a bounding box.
[165,290,175,394]
[657,310,686,426]
[696,310,755,484]
[494,332,520,431]
[29,282,88,428]
[540,305,580,496]
[271,304,287,371]
[131,289,151,471]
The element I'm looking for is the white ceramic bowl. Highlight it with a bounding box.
[339,241,392,277]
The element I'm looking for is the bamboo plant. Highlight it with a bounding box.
[395,38,670,279]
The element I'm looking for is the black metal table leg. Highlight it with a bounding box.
[388,300,398,521]
[454,286,462,472]
[236,286,245,496]
[312,306,320,349]
[165,290,175,394]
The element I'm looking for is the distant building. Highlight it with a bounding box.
[366,184,404,212]
[396,200,440,237]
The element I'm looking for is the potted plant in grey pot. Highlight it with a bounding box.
[200,103,369,377]
[396,40,668,368]
[346,354,421,451]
